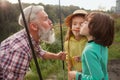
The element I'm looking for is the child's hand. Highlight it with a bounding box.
[68,71,77,80]
[73,56,81,62]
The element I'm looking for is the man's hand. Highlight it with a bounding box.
[57,51,66,60]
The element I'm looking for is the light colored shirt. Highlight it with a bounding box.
[76,41,108,80]
[0,29,46,80]
[64,36,87,71]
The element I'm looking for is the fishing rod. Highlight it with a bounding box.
[58,0,65,79]
[18,0,43,80]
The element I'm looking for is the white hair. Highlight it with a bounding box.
[18,5,44,27]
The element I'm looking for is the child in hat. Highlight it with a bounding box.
[64,10,87,73]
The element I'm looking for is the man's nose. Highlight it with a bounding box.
[49,19,52,25]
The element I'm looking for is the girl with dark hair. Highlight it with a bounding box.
[68,12,114,80]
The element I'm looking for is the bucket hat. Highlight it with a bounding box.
[65,10,87,27]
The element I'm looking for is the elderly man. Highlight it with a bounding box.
[0,5,66,80]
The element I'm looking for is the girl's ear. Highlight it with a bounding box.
[29,23,38,31]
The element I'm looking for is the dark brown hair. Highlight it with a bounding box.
[87,12,114,47]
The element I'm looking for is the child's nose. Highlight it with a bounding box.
[76,24,80,28]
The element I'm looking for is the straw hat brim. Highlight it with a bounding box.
[65,10,87,27]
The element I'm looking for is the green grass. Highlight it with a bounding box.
[109,31,120,60]
[24,70,39,80]
[114,31,120,42]
[24,59,64,80]
[109,43,120,60]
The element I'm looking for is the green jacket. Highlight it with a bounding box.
[64,36,87,71]
[76,41,108,80]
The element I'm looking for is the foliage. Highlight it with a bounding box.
[115,18,120,32]
[0,21,22,42]
[109,31,120,60]
[0,1,120,80]
[109,43,120,60]
[111,14,120,32]
[0,1,79,42]
[108,14,120,60]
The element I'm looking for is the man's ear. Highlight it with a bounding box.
[29,23,38,31]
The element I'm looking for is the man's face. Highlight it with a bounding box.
[36,11,55,43]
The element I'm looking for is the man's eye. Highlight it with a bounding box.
[44,17,48,21]
[45,18,47,20]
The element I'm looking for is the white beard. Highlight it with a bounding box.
[38,27,55,44]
